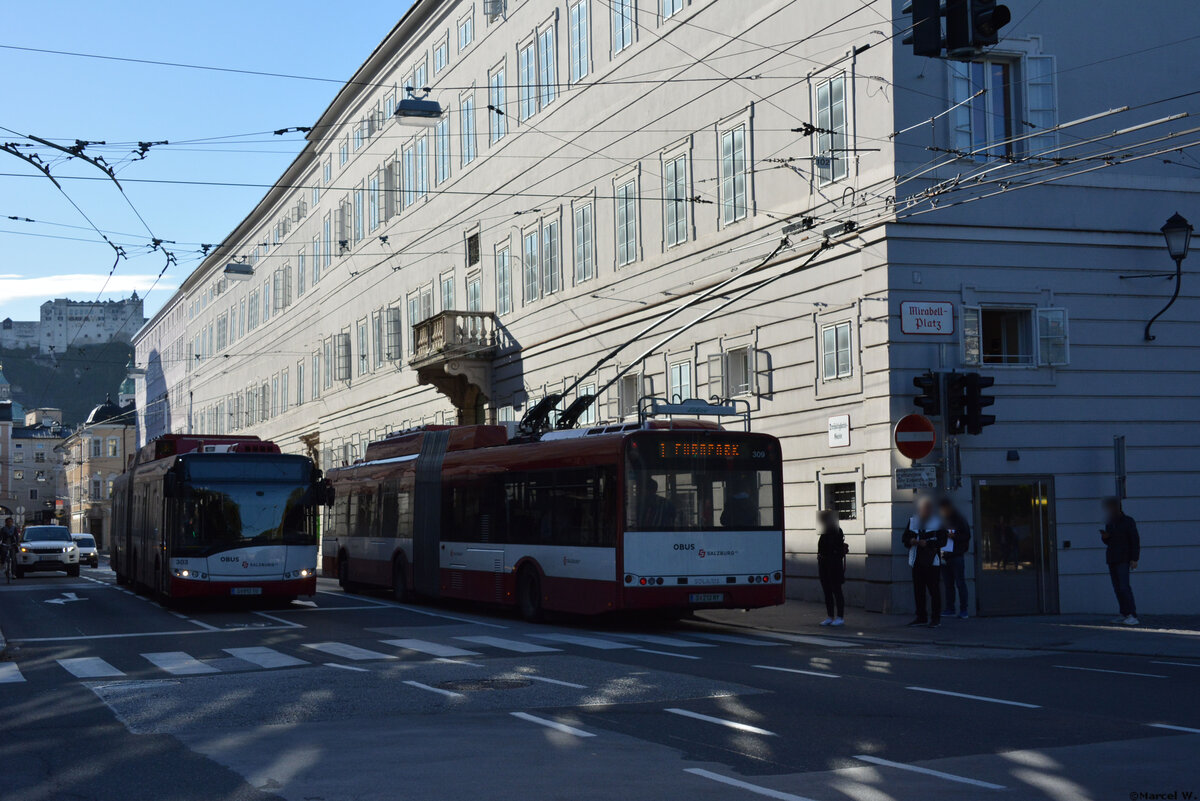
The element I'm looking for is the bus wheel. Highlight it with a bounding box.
[391,560,409,603]
[517,567,543,623]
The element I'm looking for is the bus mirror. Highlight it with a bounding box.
[322,479,336,506]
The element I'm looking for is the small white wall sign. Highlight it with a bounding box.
[828,414,850,448]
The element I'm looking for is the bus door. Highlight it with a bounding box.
[413,430,449,597]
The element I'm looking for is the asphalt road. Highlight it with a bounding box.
[1,564,1197,801]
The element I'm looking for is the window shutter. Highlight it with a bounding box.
[335,333,352,380]
[384,162,397,219]
[706,353,725,400]
[1037,307,1069,366]
[962,305,982,366]
[947,61,973,155]
[753,345,771,397]
[385,307,403,360]
[1025,55,1058,156]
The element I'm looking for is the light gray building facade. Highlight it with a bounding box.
[133,0,1200,616]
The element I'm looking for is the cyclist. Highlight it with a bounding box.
[0,517,18,574]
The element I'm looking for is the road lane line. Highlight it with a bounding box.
[1053,665,1166,678]
[1151,661,1200,668]
[607,633,716,648]
[57,657,125,678]
[9,627,295,643]
[683,769,817,801]
[253,611,306,629]
[907,686,1040,708]
[511,712,594,737]
[142,652,220,675]
[530,633,635,650]
[185,618,220,631]
[637,648,701,660]
[685,633,783,647]
[455,636,560,653]
[751,632,860,648]
[315,590,509,627]
[1147,723,1200,734]
[853,755,1006,790]
[223,647,308,669]
[665,708,775,736]
[0,663,25,683]
[301,642,396,661]
[324,662,369,672]
[403,680,463,698]
[379,639,483,658]
[434,658,485,667]
[525,675,587,689]
[754,665,839,679]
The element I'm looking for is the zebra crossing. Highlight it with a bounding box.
[0,627,846,685]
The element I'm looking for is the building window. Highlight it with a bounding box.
[415,135,428,200]
[458,14,474,51]
[815,75,848,184]
[323,339,333,389]
[368,172,380,231]
[573,202,594,283]
[824,482,857,521]
[312,353,321,399]
[542,219,561,296]
[963,306,1069,367]
[664,153,688,247]
[280,369,289,413]
[579,383,597,425]
[434,38,449,73]
[372,313,384,369]
[618,373,641,417]
[460,95,477,166]
[435,117,451,184]
[353,187,364,243]
[35,470,46,482]
[339,139,348,166]
[489,67,507,143]
[353,123,364,151]
[949,59,1013,161]
[357,320,370,375]
[519,42,537,121]
[669,360,692,402]
[297,248,307,296]
[402,145,415,210]
[441,274,455,310]
[496,246,512,315]
[90,438,102,458]
[414,60,428,93]
[612,0,634,53]
[726,347,753,396]
[13,470,22,481]
[467,275,482,312]
[821,321,852,381]
[616,180,637,266]
[523,229,540,304]
[721,124,747,224]
[29,489,37,500]
[106,437,119,458]
[297,361,306,406]
[538,26,557,109]
[662,0,682,18]
[569,0,589,82]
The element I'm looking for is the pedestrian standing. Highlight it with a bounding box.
[1101,497,1140,626]
[902,496,947,628]
[817,510,847,627]
[939,498,971,620]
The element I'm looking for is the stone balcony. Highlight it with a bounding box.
[410,311,499,423]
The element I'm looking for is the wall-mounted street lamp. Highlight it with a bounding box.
[1145,212,1192,341]
[395,87,443,127]
[223,262,254,282]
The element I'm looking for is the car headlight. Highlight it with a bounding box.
[19,546,28,553]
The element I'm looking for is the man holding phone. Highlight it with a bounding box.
[902,496,948,628]
[1101,497,1140,626]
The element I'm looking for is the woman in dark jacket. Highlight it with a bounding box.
[817,510,847,626]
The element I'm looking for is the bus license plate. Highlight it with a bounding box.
[230,587,262,596]
[689,592,725,604]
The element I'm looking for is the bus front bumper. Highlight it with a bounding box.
[621,582,784,611]
[168,575,317,598]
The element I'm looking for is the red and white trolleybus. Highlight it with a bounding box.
[324,400,784,619]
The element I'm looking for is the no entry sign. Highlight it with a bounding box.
[894,414,937,460]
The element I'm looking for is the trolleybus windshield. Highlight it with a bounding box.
[625,435,780,532]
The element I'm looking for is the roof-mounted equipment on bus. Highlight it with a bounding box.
[637,396,751,432]
[516,392,563,440]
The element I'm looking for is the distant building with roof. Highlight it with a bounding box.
[0,294,145,355]
[61,395,136,545]
[0,403,66,524]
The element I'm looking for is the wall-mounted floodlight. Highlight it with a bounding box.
[395,86,443,127]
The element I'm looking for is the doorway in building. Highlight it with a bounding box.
[973,477,1058,615]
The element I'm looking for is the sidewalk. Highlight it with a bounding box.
[696,600,1200,659]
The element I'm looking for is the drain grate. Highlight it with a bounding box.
[436,678,532,692]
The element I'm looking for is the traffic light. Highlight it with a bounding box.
[903,0,1011,59]
[963,372,997,435]
[945,372,967,435]
[970,0,1012,47]
[901,0,943,58]
[913,370,942,417]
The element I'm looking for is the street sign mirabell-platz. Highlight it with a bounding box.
[894,414,937,461]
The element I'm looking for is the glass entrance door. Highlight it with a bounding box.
[973,477,1058,615]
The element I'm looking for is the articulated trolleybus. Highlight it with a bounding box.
[112,435,327,601]
[325,398,784,619]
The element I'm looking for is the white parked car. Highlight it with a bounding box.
[15,525,80,578]
[72,533,100,568]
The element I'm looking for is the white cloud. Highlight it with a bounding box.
[0,274,176,305]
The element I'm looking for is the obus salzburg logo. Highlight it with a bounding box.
[673,543,695,551]
[699,549,706,558]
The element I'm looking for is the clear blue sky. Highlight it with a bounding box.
[0,1,412,321]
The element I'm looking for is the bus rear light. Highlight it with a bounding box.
[639,578,647,585]
[656,577,664,586]
[774,572,782,581]
[624,575,632,584]
[762,576,769,583]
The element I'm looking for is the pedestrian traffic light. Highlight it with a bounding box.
[963,372,996,435]
[913,370,942,417]
[901,0,943,58]
[944,372,967,435]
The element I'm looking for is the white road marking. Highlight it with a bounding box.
[301,642,396,661]
[853,755,1006,789]
[455,636,560,653]
[142,652,220,675]
[637,648,700,660]
[222,647,308,669]
[324,662,368,672]
[530,633,635,650]
[754,664,839,679]
[57,657,125,678]
[10,626,291,643]
[685,632,783,647]
[317,590,507,628]
[252,611,305,629]
[379,639,483,658]
[1147,723,1200,734]
[403,680,463,698]
[511,712,594,737]
[752,631,860,648]
[1053,665,1166,679]
[186,618,220,631]
[1151,661,1200,668]
[525,675,587,689]
[684,769,818,801]
[607,633,715,648]
[0,663,25,683]
[434,658,485,667]
[907,686,1040,708]
[664,708,775,736]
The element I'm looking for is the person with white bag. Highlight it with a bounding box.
[901,496,948,628]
